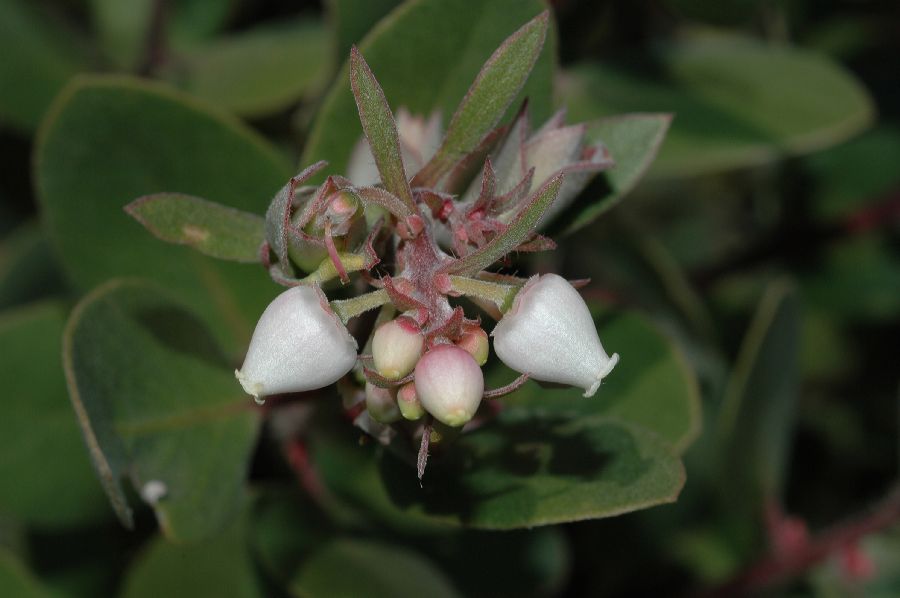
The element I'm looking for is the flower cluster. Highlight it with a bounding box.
[233,12,619,472]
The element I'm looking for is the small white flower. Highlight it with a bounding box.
[235,286,358,400]
[371,316,424,380]
[414,344,484,427]
[492,273,619,397]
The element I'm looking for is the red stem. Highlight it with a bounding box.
[702,484,900,597]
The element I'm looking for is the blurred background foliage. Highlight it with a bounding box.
[0,0,898,596]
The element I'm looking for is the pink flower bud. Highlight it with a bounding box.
[492,273,619,397]
[365,382,401,424]
[414,345,484,427]
[371,316,424,380]
[235,286,358,401]
[397,382,425,421]
[455,326,489,366]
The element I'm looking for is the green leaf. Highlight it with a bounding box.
[560,37,874,178]
[449,174,563,276]
[0,222,65,310]
[0,303,109,528]
[415,11,549,185]
[290,538,461,598]
[716,282,800,515]
[89,0,155,70]
[0,549,51,598]
[249,487,334,585]
[491,306,702,454]
[37,76,291,351]
[0,0,90,133]
[410,528,570,598]
[315,411,685,529]
[163,18,330,117]
[120,521,263,598]
[804,125,900,222]
[561,114,671,233]
[125,193,265,263]
[64,279,261,541]
[167,0,239,45]
[802,235,900,322]
[349,47,416,210]
[302,0,555,178]
[327,0,403,60]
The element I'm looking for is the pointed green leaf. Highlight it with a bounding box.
[0,303,109,528]
[562,114,671,233]
[415,11,549,185]
[716,282,800,510]
[162,18,330,117]
[561,37,874,178]
[349,47,416,212]
[125,194,265,263]
[64,279,261,541]
[449,173,562,276]
[302,0,554,179]
[291,539,461,598]
[37,76,291,352]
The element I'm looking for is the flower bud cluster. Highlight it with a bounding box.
[369,318,485,427]
[232,17,621,465]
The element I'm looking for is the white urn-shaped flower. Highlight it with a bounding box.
[492,273,619,397]
[235,285,358,400]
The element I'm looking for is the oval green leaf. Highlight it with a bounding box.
[0,0,89,133]
[37,76,291,351]
[314,411,685,529]
[0,303,109,528]
[560,37,874,178]
[162,18,330,117]
[64,279,261,541]
[291,538,461,598]
[125,194,265,263]
[121,521,263,598]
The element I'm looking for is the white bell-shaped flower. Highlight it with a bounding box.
[492,273,619,397]
[235,286,358,400]
[414,344,484,427]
